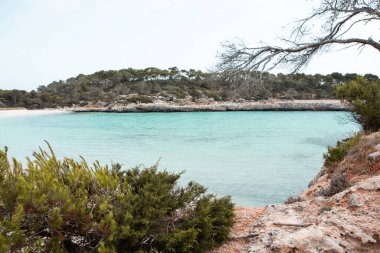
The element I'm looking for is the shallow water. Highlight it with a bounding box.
[0,111,360,206]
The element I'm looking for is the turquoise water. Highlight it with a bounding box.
[0,111,359,206]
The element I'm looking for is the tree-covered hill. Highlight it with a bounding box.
[0,67,378,109]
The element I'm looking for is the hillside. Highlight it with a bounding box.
[1,68,378,109]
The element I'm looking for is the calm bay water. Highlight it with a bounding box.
[0,111,359,206]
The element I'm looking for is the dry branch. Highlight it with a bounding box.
[218,0,380,84]
[229,233,260,240]
[273,222,313,227]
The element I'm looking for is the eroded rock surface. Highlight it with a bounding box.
[245,175,380,252]
[71,100,348,113]
[214,132,380,253]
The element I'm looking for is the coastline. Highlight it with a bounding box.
[214,132,380,252]
[2,102,378,252]
[71,99,349,113]
[0,108,70,118]
[0,100,349,114]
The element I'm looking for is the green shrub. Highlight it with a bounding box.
[335,77,380,132]
[284,195,303,204]
[0,145,234,252]
[189,88,203,99]
[323,133,361,166]
[126,95,153,104]
[319,174,351,197]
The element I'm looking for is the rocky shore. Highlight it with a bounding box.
[71,99,349,113]
[214,132,380,252]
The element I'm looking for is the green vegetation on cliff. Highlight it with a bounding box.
[323,133,362,166]
[1,67,378,109]
[0,145,234,252]
[336,77,380,132]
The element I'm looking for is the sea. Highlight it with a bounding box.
[0,111,360,206]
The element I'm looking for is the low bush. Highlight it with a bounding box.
[126,95,153,104]
[0,145,234,252]
[323,133,361,166]
[284,195,304,204]
[320,174,351,197]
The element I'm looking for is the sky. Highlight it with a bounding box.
[0,0,379,90]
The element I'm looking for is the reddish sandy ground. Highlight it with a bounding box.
[211,207,264,253]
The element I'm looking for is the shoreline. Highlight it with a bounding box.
[3,102,377,252]
[71,99,349,113]
[0,108,70,118]
[214,132,380,252]
[0,100,349,114]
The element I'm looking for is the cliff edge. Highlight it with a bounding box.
[215,132,380,252]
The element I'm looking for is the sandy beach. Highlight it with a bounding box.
[0,108,70,118]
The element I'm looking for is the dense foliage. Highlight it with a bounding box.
[1,67,378,109]
[0,145,234,252]
[336,77,380,132]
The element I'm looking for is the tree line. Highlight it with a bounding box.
[1,67,378,109]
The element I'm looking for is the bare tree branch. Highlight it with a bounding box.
[217,0,380,84]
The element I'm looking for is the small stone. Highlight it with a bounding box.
[375,144,380,151]
[368,151,380,160]
[95,101,108,107]
[349,194,359,207]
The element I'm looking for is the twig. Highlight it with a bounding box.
[273,222,312,227]
[229,233,259,240]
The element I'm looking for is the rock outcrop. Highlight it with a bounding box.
[245,175,380,252]
[214,132,380,253]
[71,100,348,113]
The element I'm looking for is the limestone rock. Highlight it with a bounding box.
[71,100,349,113]
[244,177,380,252]
[368,151,380,160]
[214,132,380,253]
[349,193,366,207]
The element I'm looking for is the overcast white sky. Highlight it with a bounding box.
[0,0,379,90]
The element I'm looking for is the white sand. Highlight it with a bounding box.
[0,109,71,118]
